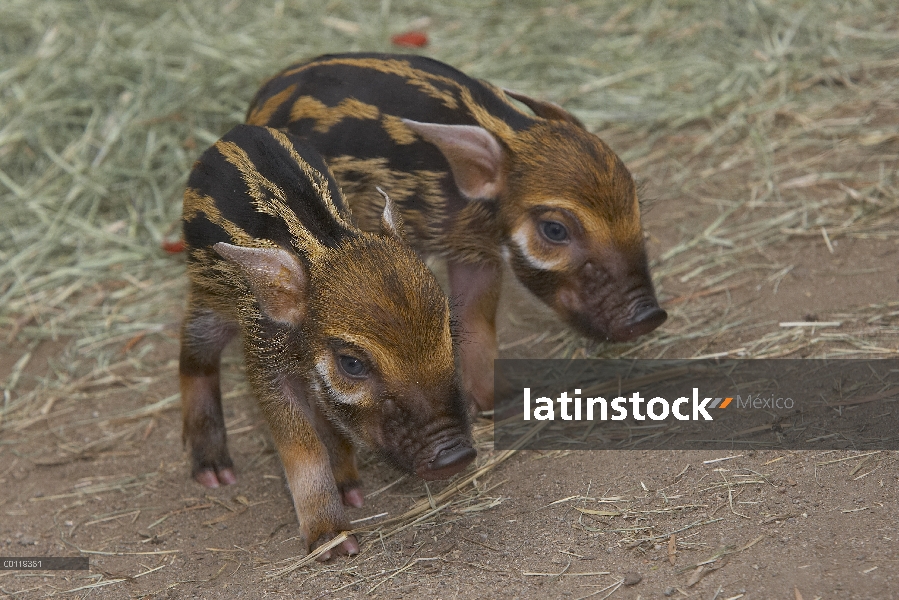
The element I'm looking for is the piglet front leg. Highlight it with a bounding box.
[448,260,501,412]
[300,380,365,508]
[265,379,359,559]
[276,436,360,559]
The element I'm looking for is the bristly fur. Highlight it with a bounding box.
[447,297,467,346]
[635,180,657,214]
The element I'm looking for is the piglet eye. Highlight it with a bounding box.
[338,355,367,378]
[539,220,569,243]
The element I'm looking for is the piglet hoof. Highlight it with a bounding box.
[341,487,364,508]
[193,467,237,488]
[312,533,360,562]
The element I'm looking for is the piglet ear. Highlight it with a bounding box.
[402,119,505,201]
[376,186,406,241]
[214,243,307,326]
[504,89,585,129]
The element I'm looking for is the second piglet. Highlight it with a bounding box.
[179,124,474,558]
[247,53,668,412]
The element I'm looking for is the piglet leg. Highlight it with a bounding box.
[447,260,501,412]
[277,438,359,558]
[180,307,238,488]
[331,436,363,508]
[267,381,358,559]
[301,384,364,508]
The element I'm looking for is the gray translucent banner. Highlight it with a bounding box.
[494,360,899,450]
[1,557,90,570]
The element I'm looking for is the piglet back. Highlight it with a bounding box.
[183,124,355,256]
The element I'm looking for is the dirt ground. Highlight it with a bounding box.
[3,4,899,598]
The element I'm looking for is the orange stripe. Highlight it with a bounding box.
[247,83,297,125]
[718,397,732,409]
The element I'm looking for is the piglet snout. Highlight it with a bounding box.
[613,300,667,342]
[419,441,476,480]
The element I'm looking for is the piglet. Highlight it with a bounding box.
[247,53,667,411]
[179,124,474,558]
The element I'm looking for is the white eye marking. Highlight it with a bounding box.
[314,358,368,404]
[510,227,566,271]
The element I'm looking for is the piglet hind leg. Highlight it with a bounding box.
[447,260,501,413]
[180,308,238,488]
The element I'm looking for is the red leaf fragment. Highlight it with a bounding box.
[161,239,186,253]
[391,31,428,48]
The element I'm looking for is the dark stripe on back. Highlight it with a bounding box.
[183,125,355,253]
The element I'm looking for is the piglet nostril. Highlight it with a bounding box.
[627,304,667,335]
[430,443,476,472]
[607,301,667,342]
